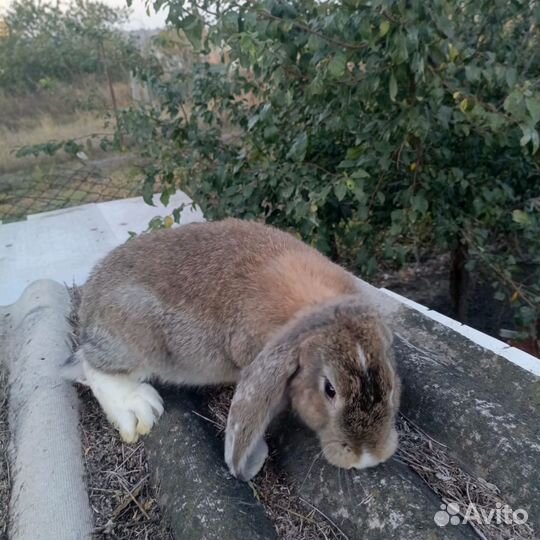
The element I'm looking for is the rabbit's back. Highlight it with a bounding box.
[80,219,359,373]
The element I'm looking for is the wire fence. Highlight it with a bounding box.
[0,155,143,223]
[0,37,222,224]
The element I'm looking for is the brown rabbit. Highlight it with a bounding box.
[66,219,400,481]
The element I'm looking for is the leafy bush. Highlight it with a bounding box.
[125,0,539,339]
[0,0,136,93]
[20,0,540,342]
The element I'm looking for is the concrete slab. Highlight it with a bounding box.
[0,203,117,305]
[0,191,204,305]
[1,280,93,540]
[356,280,540,531]
[97,191,203,243]
[273,420,476,540]
[382,288,540,377]
[145,388,277,540]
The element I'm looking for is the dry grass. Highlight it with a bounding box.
[0,80,131,131]
[0,365,10,540]
[0,79,132,174]
[395,416,535,540]
[78,387,174,540]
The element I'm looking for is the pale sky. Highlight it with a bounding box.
[0,0,168,30]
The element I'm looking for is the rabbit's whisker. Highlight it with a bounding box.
[300,440,343,488]
[338,467,344,497]
[301,448,325,488]
[343,468,353,501]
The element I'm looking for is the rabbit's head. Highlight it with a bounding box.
[225,295,400,481]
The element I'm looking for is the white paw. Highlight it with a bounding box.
[117,383,164,442]
[83,361,164,443]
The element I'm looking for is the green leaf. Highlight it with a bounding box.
[512,209,530,225]
[352,168,370,179]
[286,132,308,162]
[281,184,295,198]
[526,97,540,125]
[346,146,362,160]
[142,179,155,206]
[263,125,279,141]
[160,189,171,206]
[247,114,259,130]
[334,182,347,201]
[307,34,326,52]
[180,14,204,48]
[393,32,409,63]
[532,130,540,154]
[328,52,347,79]
[505,67,517,87]
[379,20,390,37]
[411,193,428,214]
[389,73,398,102]
[465,65,481,83]
[520,125,532,147]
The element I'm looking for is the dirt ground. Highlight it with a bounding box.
[0,366,9,540]
[373,254,517,342]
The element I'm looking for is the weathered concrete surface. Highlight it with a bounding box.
[0,191,204,305]
[396,311,540,512]
[355,279,540,531]
[148,393,477,539]
[145,387,277,540]
[1,280,93,540]
[273,419,476,540]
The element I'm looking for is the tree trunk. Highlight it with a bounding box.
[99,41,123,147]
[449,242,470,322]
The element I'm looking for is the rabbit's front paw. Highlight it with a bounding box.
[121,383,164,441]
[84,362,164,443]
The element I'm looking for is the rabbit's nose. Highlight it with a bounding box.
[351,450,381,470]
[351,429,398,469]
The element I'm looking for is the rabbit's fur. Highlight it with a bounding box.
[69,218,400,480]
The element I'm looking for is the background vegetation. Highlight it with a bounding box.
[8,0,540,349]
[0,0,143,220]
[0,0,137,156]
[0,0,136,93]
[124,0,540,345]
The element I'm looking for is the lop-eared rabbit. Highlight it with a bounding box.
[67,219,400,480]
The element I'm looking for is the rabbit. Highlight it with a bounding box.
[65,218,401,481]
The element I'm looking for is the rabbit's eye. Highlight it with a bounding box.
[324,379,336,399]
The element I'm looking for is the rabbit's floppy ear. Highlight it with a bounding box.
[225,339,300,481]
